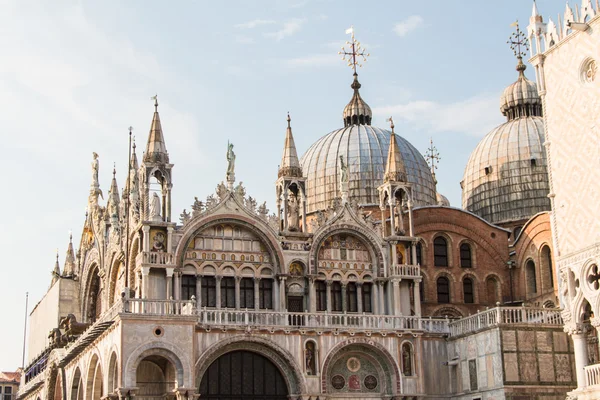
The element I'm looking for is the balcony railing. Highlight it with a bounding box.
[122,298,449,333]
[389,264,420,278]
[448,306,563,337]
[585,363,600,388]
[135,251,175,267]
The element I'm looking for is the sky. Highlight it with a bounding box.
[0,0,571,371]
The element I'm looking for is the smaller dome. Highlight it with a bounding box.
[343,73,372,127]
[436,192,450,207]
[499,58,542,120]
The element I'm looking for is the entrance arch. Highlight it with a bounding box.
[199,351,288,400]
[136,355,178,399]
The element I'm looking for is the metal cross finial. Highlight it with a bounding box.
[507,20,529,59]
[424,138,441,176]
[339,26,370,74]
[151,94,158,111]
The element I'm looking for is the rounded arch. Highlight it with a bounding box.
[70,367,83,400]
[461,274,477,304]
[400,340,415,377]
[175,215,285,274]
[85,354,103,400]
[195,336,305,396]
[539,244,554,291]
[525,258,538,297]
[310,225,384,276]
[125,342,191,388]
[432,306,463,318]
[458,239,476,268]
[432,232,453,267]
[106,350,119,395]
[321,338,400,395]
[484,274,502,305]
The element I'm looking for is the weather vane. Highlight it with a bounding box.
[424,138,441,177]
[339,26,370,73]
[507,20,529,59]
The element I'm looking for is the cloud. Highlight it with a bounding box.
[284,53,339,68]
[235,35,255,44]
[393,15,424,37]
[373,95,503,136]
[265,18,306,41]
[235,19,276,29]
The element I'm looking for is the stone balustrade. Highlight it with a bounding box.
[389,264,420,278]
[585,363,600,388]
[135,251,175,267]
[449,306,563,337]
[123,298,449,333]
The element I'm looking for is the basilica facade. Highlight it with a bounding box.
[18,5,597,399]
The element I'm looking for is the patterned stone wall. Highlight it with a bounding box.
[538,20,600,258]
[500,327,575,399]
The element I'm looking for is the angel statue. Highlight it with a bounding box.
[226,142,236,182]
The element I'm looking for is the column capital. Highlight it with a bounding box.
[165,267,174,278]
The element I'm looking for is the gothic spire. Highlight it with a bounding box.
[62,233,76,278]
[51,252,61,286]
[278,113,302,178]
[383,118,407,182]
[107,165,120,219]
[144,95,169,164]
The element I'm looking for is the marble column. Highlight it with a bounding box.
[166,268,174,300]
[254,278,260,310]
[372,282,379,314]
[414,279,422,316]
[378,281,385,314]
[235,277,241,309]
[392,279,401,316]
[308,277,316,313]
[142,225,150,252]
[341,283,347,312]
[572,331,590,387]
[357,283,363,313]
[215,276,222,309]
[195,275,202,307]
[174,271,181,300]
[326,281,332,313]
[141,267,150,299]
[279,276,287,311]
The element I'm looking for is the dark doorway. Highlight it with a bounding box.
[287,296,305,325]
[199,350,289,400]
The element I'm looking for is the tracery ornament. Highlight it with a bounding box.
[582,58,597,83]
[587,264,600,290]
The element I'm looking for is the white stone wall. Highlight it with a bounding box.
[538,17,600,258]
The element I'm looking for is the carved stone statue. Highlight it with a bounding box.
[257,202,269,218]
[192,197,204,216]
[339,155,348,184]
[287,194,299,231]
[150,192,161,220]
[394,199,404,234]
[226,142,236,182]
[91,152,99,187]
[180,209,191,224]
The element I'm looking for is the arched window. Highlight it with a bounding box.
[181,275,196,300]
[316,281,327,311]
[201,276,216,307]
[514,226,522,239]
[347,283,358,312]
[240,278,254,309]
[362,283,372,313]
[434,237,448,267]
[526,260,537,295]
[542,246,554,288]
[416,242,422,265]
[259,279,273,309]
[221,277,235,308]
[463,278,474,304]
[486,277,499,304]
[437,277,450,303]
[332,282,342,312]
[460,244,472,268]
[401,343,414,376]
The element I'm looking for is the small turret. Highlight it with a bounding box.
[276,113,307,233]
[107,165,120,224]
[62,233,76,278]
[51,253,61,286]
[144,96,169,164]
[383,120,407,183]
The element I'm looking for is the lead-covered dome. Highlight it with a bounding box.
[300,126,437,213]
[461,58,550,225]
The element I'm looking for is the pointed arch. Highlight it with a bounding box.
[86,354,103,400]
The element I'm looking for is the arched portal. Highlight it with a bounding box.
[199,351,289,400]
[86,267,102,323]
[136,355,178,399]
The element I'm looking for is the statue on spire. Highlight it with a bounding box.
[91,152,100,187]
[226,141,236,188]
